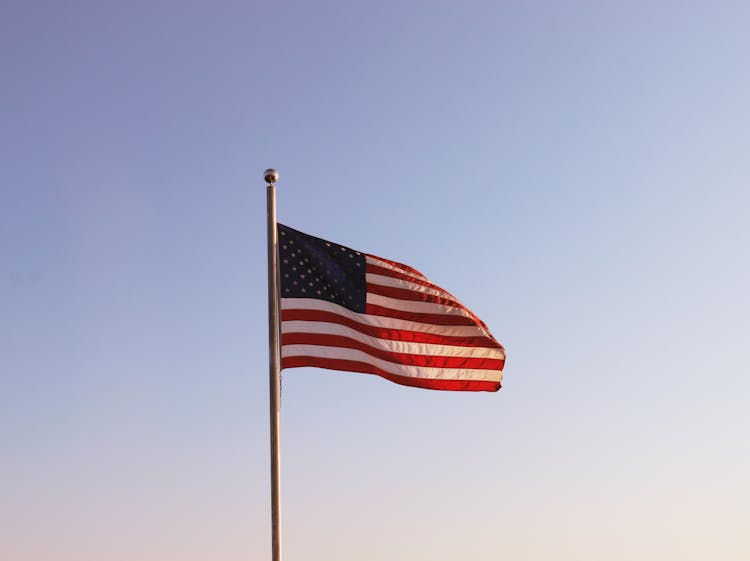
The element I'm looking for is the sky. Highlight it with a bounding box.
[2,1,749,560]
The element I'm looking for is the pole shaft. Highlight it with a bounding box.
[267,183,282,561]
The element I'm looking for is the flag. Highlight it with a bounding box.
[278,224,506,392]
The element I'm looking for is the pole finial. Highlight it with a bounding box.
[264,168,279,185]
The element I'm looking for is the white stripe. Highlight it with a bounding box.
[366,273,461,303]
[281,320,504,360]
[282,345,503,382]
[367,292,473,317]
[366,255,427,281]
[280,298,496,339]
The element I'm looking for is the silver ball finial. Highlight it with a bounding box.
[264,168,279,184]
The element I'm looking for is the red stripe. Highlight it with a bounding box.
[367,254,425,279]
[367,263,447,292]
[367,262,495,336]
[366,303,479,326]
[281,356,501,392]
[367,282,465,309]
[281,308,500,348]
[282,333,504,370]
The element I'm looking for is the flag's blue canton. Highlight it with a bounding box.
[278,224,367,313]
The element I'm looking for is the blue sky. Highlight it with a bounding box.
[2,2,749,560]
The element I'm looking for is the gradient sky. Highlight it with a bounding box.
[2,2,749,560]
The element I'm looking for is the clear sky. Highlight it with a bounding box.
[2,2,749,560]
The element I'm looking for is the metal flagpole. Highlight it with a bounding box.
[264,168,282,561]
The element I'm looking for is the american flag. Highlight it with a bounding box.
[279,224,506,391]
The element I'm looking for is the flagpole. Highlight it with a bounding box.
[264,168,282,561]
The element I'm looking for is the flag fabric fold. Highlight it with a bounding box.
[278,224,506,392]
